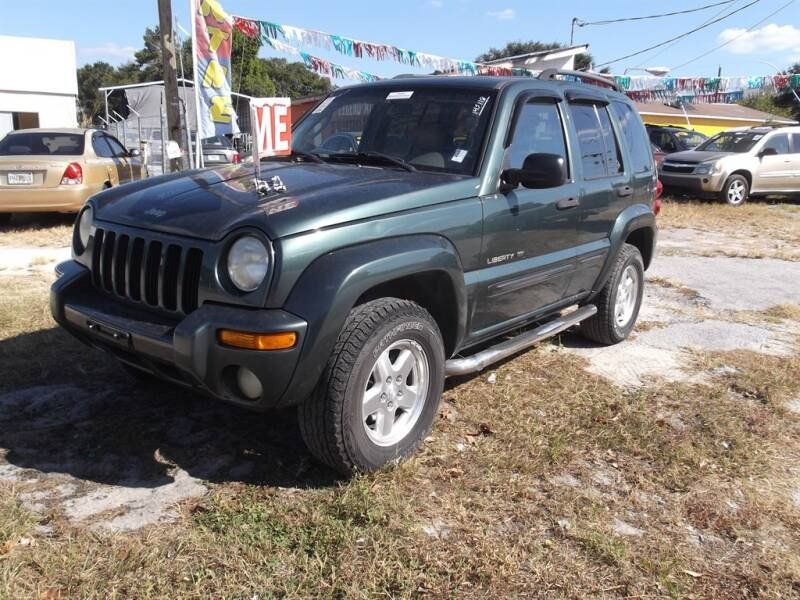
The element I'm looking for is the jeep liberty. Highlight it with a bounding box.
[52,71,658,474]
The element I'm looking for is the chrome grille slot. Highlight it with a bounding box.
[90,227,204,316]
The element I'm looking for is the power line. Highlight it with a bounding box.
[670,0,797,71]
[576,0,737,27]
[595,0,761,68]
[632,0,744,68]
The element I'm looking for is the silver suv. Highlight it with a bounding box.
[659,126,800,205]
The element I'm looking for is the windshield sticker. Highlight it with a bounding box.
[312,97,335,114]
[472,96,490,116]
[386,91,414,100]
[451,149,468,163]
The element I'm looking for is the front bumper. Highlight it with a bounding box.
[51,260,307,410]
[658,171,726,194]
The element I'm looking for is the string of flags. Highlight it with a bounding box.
[230,13,800,104]
[232,15,533,79]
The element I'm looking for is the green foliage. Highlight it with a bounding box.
[738,94,793,119]
[475,40,593,71]
[261,58,332,99]
[230,30,275,97]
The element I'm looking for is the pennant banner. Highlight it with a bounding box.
[195,0,239,138]
[615,74,800,104]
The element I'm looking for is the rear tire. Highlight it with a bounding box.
[719,174,749,206]
[581,243,644,345]
[298,298,445,475]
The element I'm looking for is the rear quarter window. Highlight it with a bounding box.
[610,102,652,174]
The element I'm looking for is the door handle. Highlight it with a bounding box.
[556,197,579,210]
[616,185,633,197]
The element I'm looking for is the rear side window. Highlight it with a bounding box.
[506,101,568,172]
[570,103,623,179]
[610,102,652,174]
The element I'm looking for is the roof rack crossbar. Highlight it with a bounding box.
[537,69,620,93]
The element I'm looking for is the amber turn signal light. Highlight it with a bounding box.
[217,329,297,351]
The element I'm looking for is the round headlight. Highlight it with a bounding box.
[75,206,93,254]
[227,236,269,292]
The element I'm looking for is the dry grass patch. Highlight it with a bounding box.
[0,214,73,248]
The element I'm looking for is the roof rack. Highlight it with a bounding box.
[537,69,620,93]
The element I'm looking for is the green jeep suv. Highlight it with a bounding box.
[52,71,658,474]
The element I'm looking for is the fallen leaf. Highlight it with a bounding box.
[682,570,703,578]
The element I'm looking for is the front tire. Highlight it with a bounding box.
[581,243,644,345]
[299,298,445,474]
[720,174,749,206]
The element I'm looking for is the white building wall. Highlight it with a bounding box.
[0,35,78,136]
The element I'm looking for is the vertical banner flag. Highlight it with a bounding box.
[194,0,238,139]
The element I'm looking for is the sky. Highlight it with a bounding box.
[2,0,799,80]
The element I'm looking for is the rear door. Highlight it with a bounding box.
[753,132,793,192]
[565,95,633,296]
[473,92,581,334]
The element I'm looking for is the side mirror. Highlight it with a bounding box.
[758,147,777,158]
[128,148,142,158]
[502,153,567,190]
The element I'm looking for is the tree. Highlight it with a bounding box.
[230,30,275,97]
[261,58,332,99]
[133,26,194,83]
[476,41,594,71]
[738,62,800,123]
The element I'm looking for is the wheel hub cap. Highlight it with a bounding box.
[614,265,639,328]
[362,339,429,446]
[727,181,745,203]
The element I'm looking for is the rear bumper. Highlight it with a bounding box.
[51,260,307,410]
[0,183,102,212]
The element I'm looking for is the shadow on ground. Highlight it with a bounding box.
[0,326,339,491]
[0,212,75,231]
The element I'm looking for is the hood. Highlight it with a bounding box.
[91,161,475,241]
[662,150,732,164]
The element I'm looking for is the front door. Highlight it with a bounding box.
[103,134,134,183]
[472,96,581,335]
[753,132,794,192]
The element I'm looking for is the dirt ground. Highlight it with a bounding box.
[1,200,799,598]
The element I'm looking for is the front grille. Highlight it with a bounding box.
[661,163,697,174]
[91,227,203,315]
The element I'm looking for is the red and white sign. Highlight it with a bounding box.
[250,98,292,159]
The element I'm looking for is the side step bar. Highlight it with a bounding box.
[444,304,597,377]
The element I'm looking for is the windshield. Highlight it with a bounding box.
[0,132,85,156]
[674,130,707,148]
[696,131,763,153]
[291,86,497,175]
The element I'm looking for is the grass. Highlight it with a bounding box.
[1,212,800,597]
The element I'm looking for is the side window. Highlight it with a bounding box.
[105,135,128,157]
[506,101,568,173]
[659,132,677,153]
[570,103,623,179]
[610,102,652,174]
[762,134,790,155]
[92,133,114,158]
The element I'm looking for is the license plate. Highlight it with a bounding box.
[205,155,221,162]
[8,172,33,185]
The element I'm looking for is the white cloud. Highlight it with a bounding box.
[486,8,515,20]
[79,42,137,64]
[717,23,800,55]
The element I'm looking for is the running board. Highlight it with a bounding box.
[444,304,597,377]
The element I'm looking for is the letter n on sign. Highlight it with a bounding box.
[250,98,292,160]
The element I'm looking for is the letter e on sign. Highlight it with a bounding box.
[250,98,292,158]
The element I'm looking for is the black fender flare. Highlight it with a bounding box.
[278,234,467,406]
[592,203,656,293]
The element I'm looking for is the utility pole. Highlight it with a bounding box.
[158,0,184,171]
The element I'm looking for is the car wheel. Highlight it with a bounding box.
[0,214,11,226]
[580,243,644,345]
[299,298,445,474]
[720,174,749,206]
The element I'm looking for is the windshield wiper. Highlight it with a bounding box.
[327,151,417,172]
[288,149,325,164]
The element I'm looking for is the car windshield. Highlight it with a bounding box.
[203,136,232,147]
[674,130,707,148]
[291,86,497,175]
[0,132,85,156]
[696,131,763,153]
